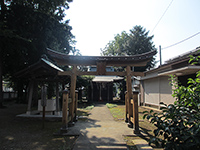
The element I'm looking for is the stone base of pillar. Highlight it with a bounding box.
[128,122,133,128]
[133,129,140,134]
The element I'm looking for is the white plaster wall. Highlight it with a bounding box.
[144,78,159,106]
[143,76,175,107]
[160,76,175,105]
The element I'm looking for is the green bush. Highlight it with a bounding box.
[143,56,200,149]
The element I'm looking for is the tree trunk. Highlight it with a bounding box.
[0,36,4,107]
[0,0,6,108]
[0,54,4,108]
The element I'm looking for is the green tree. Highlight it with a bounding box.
[0,0,74,107]
[101,31,129,56]
[101,25,157,71]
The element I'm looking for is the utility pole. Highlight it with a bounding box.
[159,45,162,66]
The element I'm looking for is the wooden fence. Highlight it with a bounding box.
[62,89,78,130]
[125,91,140,134]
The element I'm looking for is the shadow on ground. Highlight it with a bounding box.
[0,102,77,150]
[68,103,129,150]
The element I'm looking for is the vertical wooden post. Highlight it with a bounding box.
[133,91,140,134]
[158,77,161,109]
[108,83,110,102]
[41,85,47,129]
[126,66,133,127]
[74,90,78,122]
[125,91,128,123]
[140,81,145,106]
[128,96,133,128]
[26,80,34,115]
[62,88,69,131]
[91,81,94,102]
[33,81,38,106]
[0,46,4,108]
[55,82,60,115]
[70,65,77,125]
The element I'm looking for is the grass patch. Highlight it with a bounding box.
[108,105,125,121]
[77,108,90,117]
[77,103,94,121]
[106,103,118,108]
[107,104,162,148]
[108,105,158,136]
[124,136,138,150]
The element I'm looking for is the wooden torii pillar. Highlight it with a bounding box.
[69,65,77,124]
[26,80,34,115]
[126,66,133,126]
[126,66,139,133]
[61,64,78,132]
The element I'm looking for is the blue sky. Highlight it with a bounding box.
[65,0,200,65]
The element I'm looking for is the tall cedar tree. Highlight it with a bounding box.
[101,25,157,71]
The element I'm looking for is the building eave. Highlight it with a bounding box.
[141,65,200,80]
[158,65,200,76]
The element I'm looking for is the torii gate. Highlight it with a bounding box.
[47,48,156,133]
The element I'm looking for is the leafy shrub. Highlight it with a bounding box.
[143,55,200,149]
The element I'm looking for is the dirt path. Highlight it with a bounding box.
[68,103,133,150]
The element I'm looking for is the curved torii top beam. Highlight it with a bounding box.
[47,48,157,67]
